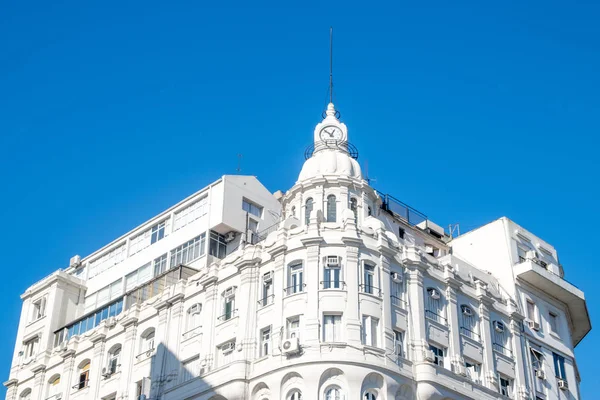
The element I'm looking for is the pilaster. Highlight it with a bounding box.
[119,316,139,397]
[31,364,46,400]
[3,379,18,400]
[301,236,322,346]
[477,282,497,391]
[406,262,428,361]
[510,310,529,400]
[342,240,362,345]
[444,265,462,370]
[60,350,76,400]
[90,333,106,400]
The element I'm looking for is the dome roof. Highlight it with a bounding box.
[298,149,362,182]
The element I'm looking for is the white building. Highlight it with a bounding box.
[3,102,590,400]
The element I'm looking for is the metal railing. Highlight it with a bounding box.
[391,295,407,309]
[460,327,481,342]
[320,280,346,290]
[182,326,202,341]
[284,284,306,296]
[425,310,448,325]
[257,295,275,307]
[359,284,382,297]
[217,309,238,322]
[135,348,156,360]
[493,343,513,358]
[304,140,359,160]
[250,222,280,245]
[376,190,427,226]
[72,380,89,390]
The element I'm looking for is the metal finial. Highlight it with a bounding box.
[329,26,333,104]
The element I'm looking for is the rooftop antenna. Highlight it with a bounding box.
[236,154,243,173]
[329,26,333,104]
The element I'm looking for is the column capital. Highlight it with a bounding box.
[3,378,18,388]
[31,364,46,374]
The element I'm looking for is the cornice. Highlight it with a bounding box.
[3,379,18,388]
[31,364,46,374]
[301,236,324,247]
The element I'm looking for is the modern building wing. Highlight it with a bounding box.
[3,103,590,400]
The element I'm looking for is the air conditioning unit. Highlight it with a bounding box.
[282,337,300,356]
[535,369,545,380]
[105,317,117,328]
[391,272,402,283]
[326,256,340,267]
[222,342,235,354]
[429,289,441,300]
[224,287,235,297]
[527,320,540,331]
[424,349,436,363]
[462,307,473,317]
[557,379,568,390]
[493,321,505,333]
[69,255,81,267]
[224,231,236,243]
[263,272,273,283]
[526,250,539,261]
[101,368,111,378]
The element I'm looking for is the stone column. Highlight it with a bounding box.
[60,350,76,400]
[444,267,462,371]
[119,316,139,398]
[300,236,323,347]
[3,379,18,400]
[477,283,497,391]
[510,311,529,400]
[342,238,362,346]
[31,364,46,400]
[404,247,428,361]
[90,333,107,400]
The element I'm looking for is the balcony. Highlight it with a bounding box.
[514,259,591,346]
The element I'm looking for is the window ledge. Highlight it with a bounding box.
[216,316,239,327]
[362,345,386,355]
[102,370,122,383]
[549,331,562,341]
[283,292,306,300]
[26,315,47,327]
[320,342,347,349]
[358,292,383,301]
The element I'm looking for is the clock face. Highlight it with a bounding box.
[319,125,343,141]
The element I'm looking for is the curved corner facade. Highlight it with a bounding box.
[3,103,590,400]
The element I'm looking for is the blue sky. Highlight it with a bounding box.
[1,0,598,396]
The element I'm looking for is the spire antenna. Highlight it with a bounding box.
[329,26,333,104]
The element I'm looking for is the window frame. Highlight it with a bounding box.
[326,194,337,223]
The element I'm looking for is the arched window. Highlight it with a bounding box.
[363,392,377,400]
[325,386,343,400]
[140,328,155,354]
[47,375,61,397]
[460,305,479,340]
[425,287,445,324]
[287,390,302,400]
[221,287,237,321]
[305,198,313,225]
[349,198,358,221]
[19,389,31,400]
[77,360,90,390]
[186,304,202,332]
[326,195,336,223]
[107,345,121,375]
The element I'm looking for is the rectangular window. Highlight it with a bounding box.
[553,353,566,380]
[323,314,342,342]
[429,345,444,367]
[492,321,512,356]
[248,219,259,233]
[209,231,227,259]
[242,198,263,218]
[361,316,379,347]
[88,243,127,278]
[323,264,341,289]
[85,279,123,312]
[548,312,559,335]
[180,356,201,383]
[288,263,304,295]
[499,375,512,397]
[527,300,536,322]
[31,297,47,322]
[125,262,152,292]
[363,264,375,294]
[150,221,166,244]
[260,274,273,307]
[517,246,528,264]
[287,316,301,339]
[153,253,168,276]
[394,330,404,361]
[465,361,481,383]
[260,326,271,357]
[174,196,208,231]
[23,337,39,359]
[170,234,206,266]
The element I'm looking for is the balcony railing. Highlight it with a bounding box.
[460,327,481,342]
[217,309,238,322]
[425,310,448,325]
[391,295,407,309]
[376,190,427,227]
[181,326,202,341]
[257,295,275,308]
[493,343,513,358]
[250,222,280,245]
[284,284,306,296]
[359,284,382,297]
[320,280,346,290]
[72,380,89,390]
[135,347,156,360]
